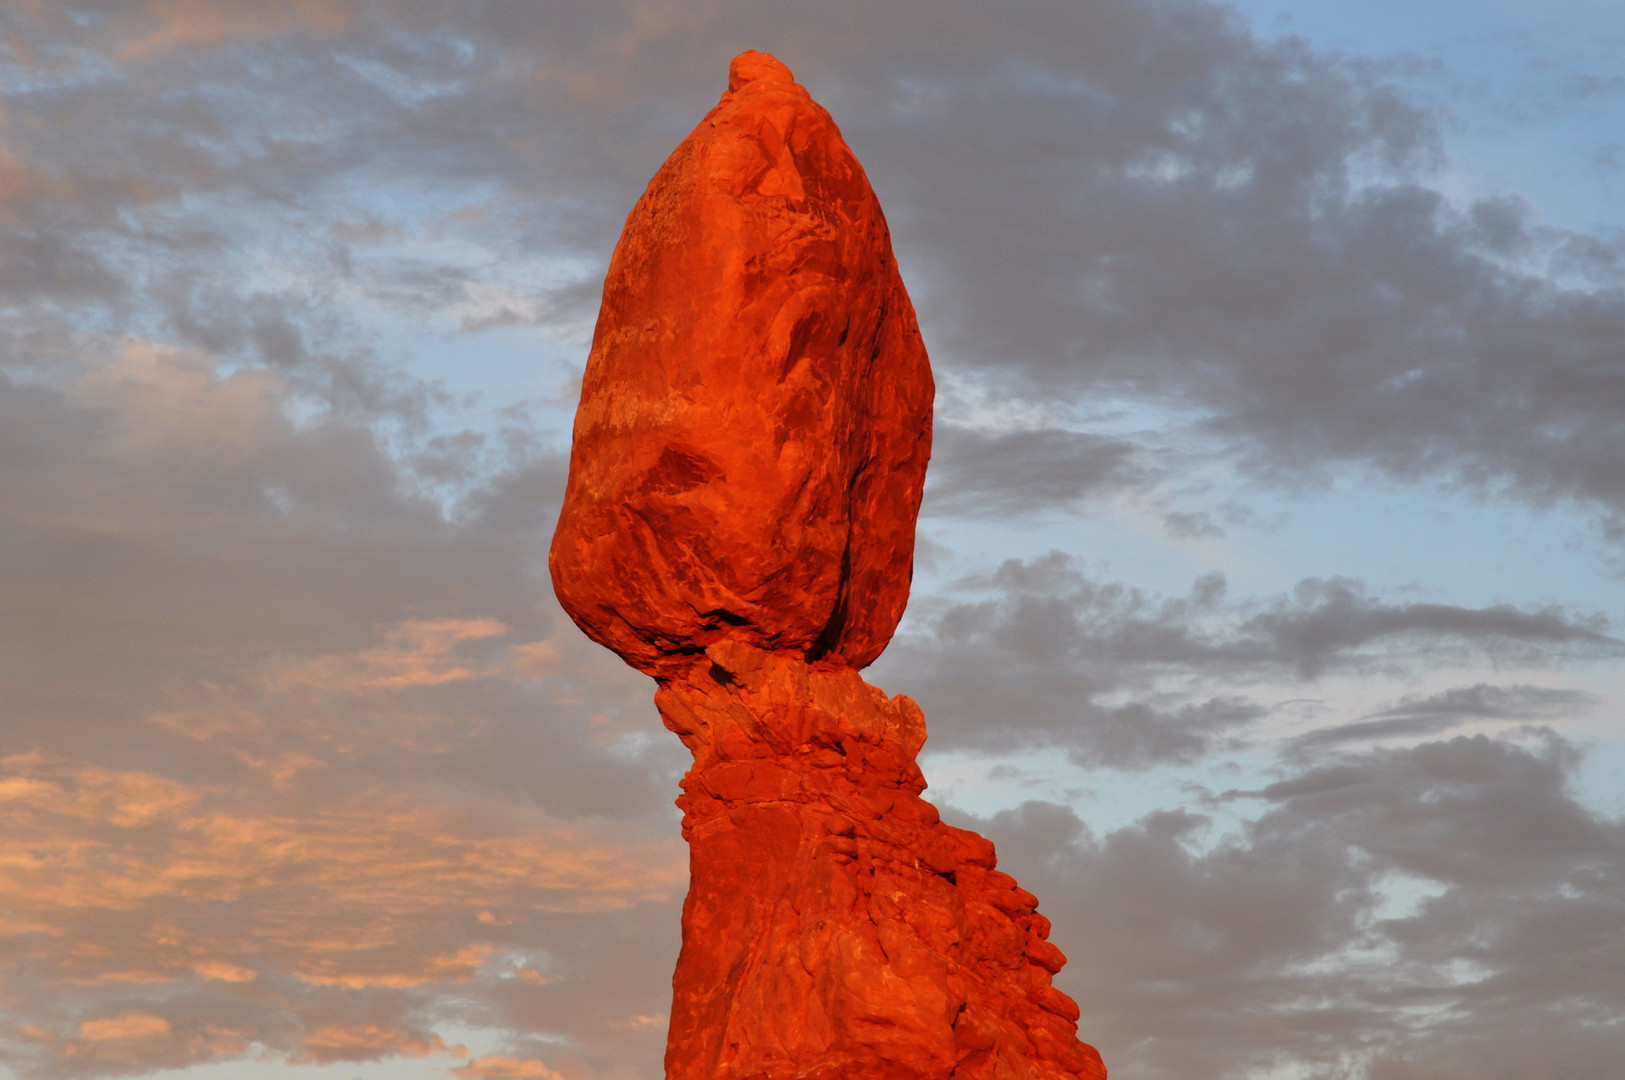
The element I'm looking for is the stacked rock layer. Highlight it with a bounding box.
[550,50,1106,1080]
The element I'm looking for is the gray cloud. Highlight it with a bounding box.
[821,2,1625,529]
[1233,578,1620,678]
[957,732,1625,1080]
[1288,683,1593,753]
[924,425,1153,517]
[877,552,1617,767]
[890,555,1612,724]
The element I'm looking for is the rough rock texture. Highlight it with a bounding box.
[656,642,1107,1080]
[550,51,1105,1080]
[550,50,933,677]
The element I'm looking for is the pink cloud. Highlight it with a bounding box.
[294,1024,460,1065]
[118,0,355,57]
[76,1016,171,1043]
[254,617,512,693]
[451,1054,567,1080]
[0,748,683,1017]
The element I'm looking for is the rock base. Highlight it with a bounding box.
[657,642,1107,1080]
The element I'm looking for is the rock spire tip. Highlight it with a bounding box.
[728,50,794,92]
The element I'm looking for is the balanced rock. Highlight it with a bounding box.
[550,50,1106,1080]
[549,50,933,676]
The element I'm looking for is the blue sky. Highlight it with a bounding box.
[1,3,1624,1080]
[1229,0,1625,231]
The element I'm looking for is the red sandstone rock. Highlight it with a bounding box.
[657,643,1106,1080]
[550,50,1105,1080]
[549,49,933,676]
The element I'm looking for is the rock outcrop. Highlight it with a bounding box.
[550,50,1106,1080]
[550,49,932,676]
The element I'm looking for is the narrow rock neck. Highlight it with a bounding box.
[654,640,928,777]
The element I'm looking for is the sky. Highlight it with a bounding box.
[2,2,1624,1079]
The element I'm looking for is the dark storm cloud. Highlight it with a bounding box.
[963,732,1625,1080]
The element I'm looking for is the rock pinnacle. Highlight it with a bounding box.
[550,51,1107,1080]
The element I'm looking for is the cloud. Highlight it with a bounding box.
[0,747,683,1078]
[76,1017,171,1043]
[957,731,1625,1080]
[115,0,356,58]
[452,1056,566,1080]
[291,1024,453,1065]
[1288,683,1593,753]
[924,425,1154,517]
[1232,578,1620,678]
[875,552,1617,766]
[0,325,683,1079]
[253,617,512,692]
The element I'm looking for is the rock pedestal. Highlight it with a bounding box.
[656,643,1105,1080]
[550,50,1106,1080]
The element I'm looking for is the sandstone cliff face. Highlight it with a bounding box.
[550,50,1105,1080]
